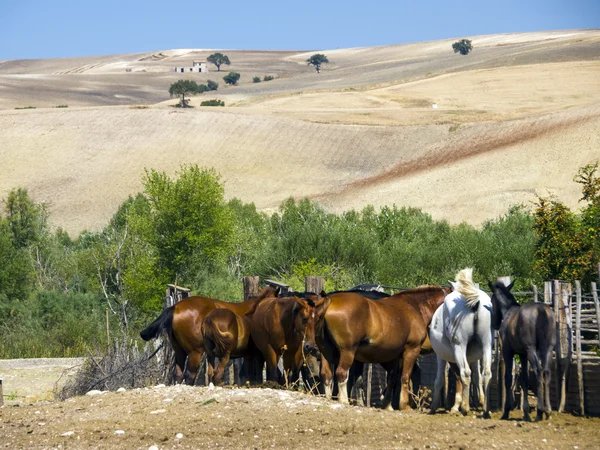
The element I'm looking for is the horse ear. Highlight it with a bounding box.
[274,286,281,297]
[488,281,495,293]
[320,290,327,297]
[507,281,515,291]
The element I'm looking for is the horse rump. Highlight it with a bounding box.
[140,306,174,341]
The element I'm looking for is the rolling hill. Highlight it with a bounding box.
[0,29,599,234]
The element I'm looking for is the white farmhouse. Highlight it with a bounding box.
[174,61,208,73]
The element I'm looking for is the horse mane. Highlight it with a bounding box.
[452,268,480,308]
[492,281,519,308]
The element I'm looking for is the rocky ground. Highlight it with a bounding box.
[1,383,599,450]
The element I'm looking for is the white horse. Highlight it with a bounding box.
[429,268,493,418]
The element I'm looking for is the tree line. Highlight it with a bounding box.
[1,162,598,358]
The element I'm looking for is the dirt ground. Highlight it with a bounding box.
[2,383,599,450]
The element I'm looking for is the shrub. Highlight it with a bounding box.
[223,72,240,86]
[55,105,68,108]
[252,76,261,83]
[263,75,274,82]
[207,80,218,91]
[197,84,209,93]
[200,99,225,107]
[15,106,36,110]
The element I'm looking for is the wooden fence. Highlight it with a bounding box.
[160,271,600,416]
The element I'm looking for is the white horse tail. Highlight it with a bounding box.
[452,268,480,309]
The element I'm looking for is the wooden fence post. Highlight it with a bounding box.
[575,280,584,415]
[592,282,600,345]
[366,364,372,407]
[544,281,552,305]
[305,276,324,294]
[557,282,572,413]
[243,276,260,301]
[0,378,3,406]
[533,284,538,303]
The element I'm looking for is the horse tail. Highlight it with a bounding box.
[140,306,174,341]
[202,317,235,357]
[453,268,480,308]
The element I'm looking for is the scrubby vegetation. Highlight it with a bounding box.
[1,162,598,359]
[223,72,241,86]
[200,99,225,106]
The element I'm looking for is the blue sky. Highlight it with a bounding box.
[1,0,598,60]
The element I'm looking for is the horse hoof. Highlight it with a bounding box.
[428,409,437,415]
[482,411,491,420]
[460,409,469,417]
[450,407,460,414]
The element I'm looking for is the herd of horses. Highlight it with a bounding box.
[141,268,557,421]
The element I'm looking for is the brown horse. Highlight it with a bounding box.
[317,286,449,410]
[202,306,261,385]
[250,294,329,386]
[140,286,278,384]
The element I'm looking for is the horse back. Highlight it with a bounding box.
[503,303,555,355]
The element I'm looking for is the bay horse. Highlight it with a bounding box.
[489,280,556,421]
[317,286,448,410]
[202,307,259,385]
[140,286,278,385]
[429,268,493,418]
[250,293,329,386]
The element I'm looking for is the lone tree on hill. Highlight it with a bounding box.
[223,72,240,86]
[169,80,199,107]
[452,39,473,55]
[207,53,231,71]
[306,54,329,73]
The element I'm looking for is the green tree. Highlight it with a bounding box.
[168,80,199,107]
[452,39,473,55]
[223,72,241,86]
[4,187,46,249]
[141,165,235,283]
[306,54,329,73]
[207,80,219,91]
[252,76,261,83]
[207,53,231,71]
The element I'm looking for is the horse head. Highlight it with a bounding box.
[488,280,517,330]
[292,293,330,358]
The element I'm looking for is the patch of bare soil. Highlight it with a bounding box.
[1,385,599,449]
[0,359,84,403]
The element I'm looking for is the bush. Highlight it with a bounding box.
[15,106,36,110]
[252,76,261,83]
[57,336,168,399]
[55,105,68,108]
[452,39,473,55]
[263,75,274,82]
[200,99,225,107]
[207,80,218,91]
[197,84,209,93]
[223,72,240,86]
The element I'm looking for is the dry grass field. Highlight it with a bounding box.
[0,30,599,233]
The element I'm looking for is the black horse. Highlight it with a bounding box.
[489,280,556,421]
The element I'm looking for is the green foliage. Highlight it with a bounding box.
[306,54,329,73]
[55,105,68,108]
[207,80,219,91]
[4,187,46,249]
[141,165,234,283]
[223,72,241,86]
[252,76,261,83]
[168,79,199,107]
[200,99,225,106]
[263,75,274,82]
[0,290,110,358]
[534,162,600,283]
[197,84,209,93]
[207,53,231,71]
[452,39,473,55]
[15,106,36,109]
[0,221,33,300]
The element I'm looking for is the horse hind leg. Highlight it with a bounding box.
[429,356,447,415]
[481,347,493,419]
[453,346,472,416]
[520,355,532,422]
